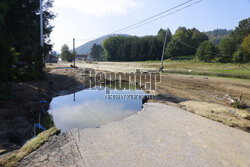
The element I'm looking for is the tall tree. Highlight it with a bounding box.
[218,37,236,63]
[60,44,73,61]
[157,28,172,44]
[90,43,104,61]
[216,18,249,63]
[166,27,208,58]
[233,35,250,63]
[103,35,162,61]
[0,0,55,81]
[230,18,250,45]
[0,0,18,81]
[196,41,216,62]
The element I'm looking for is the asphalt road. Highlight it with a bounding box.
[18,103,250,167]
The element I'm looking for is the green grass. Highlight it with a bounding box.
[165,70,250,79]
[208,69,250,75]
[78,59,250,79]
[134,60,250,79]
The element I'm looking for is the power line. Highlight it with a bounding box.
[53,0,204,54]
[173,37,224,56]
[174,38,198,50]
[55,0,203,42]
[112,0,194,34]
[118,0,203,34]
[89,0,202,40]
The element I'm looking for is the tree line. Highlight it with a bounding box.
[103,29,171,61]
[197,18,250,63]
[103,18,249,63]
[103,27,208,61]
[0,0,54,82]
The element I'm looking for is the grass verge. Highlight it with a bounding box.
[0,127,60,167]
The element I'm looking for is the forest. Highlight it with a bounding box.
[103,18,250,63]
[205,29,232,45]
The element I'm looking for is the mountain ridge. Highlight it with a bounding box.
[74,34,129,55]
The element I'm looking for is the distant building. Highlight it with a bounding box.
[76,54,89,61]
[45,54,58,63]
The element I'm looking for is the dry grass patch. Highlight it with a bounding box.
[179,100,250,132]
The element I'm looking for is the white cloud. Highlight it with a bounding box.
[49,100,135,131]
[55,0,139,16]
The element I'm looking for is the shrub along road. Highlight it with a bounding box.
[18,103,250,167]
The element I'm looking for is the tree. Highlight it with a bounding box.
[0,0,55,81]
[229,17,250,63]
[6,0,54,65]
[196,41,216,62]
[90,43,104,61]
[218,37,236,63]
[167,27,208,57]
[233,35,250,63]
[165,39,181,58]
[103,35,162,61]
[157,28,172,44]
[0,0,18,81]
[103,28,207,61]
[230,18,250,45]
[60,44,73,61]
[205,29,232,45]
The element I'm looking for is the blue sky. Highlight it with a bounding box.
[50,0,250,51]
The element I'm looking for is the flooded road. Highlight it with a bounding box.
[48,86,147,132]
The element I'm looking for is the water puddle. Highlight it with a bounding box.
[47,86,147,132]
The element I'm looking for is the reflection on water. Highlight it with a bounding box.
[48,87,146,132]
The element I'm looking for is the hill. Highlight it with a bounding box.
[75,34,129,55]
[205,29,233,45]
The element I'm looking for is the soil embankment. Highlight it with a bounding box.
[0,66,91,154]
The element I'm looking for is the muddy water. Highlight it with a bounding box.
[48,86,147,132]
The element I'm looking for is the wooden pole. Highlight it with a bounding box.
[73,38,75,67]
[160,31,168,72]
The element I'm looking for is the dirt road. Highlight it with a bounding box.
[51,63,250,131]
[67,61,250,106]
[18,103,250,167]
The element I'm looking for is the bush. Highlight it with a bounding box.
[196,41,216,62]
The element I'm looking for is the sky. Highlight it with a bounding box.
[50,0,250,51]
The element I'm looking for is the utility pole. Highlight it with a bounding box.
[160,30,168,72]
[40,0,44,66]
[73,38,76,67]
